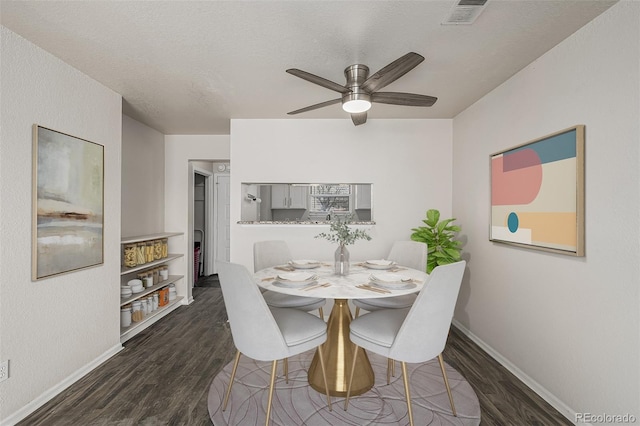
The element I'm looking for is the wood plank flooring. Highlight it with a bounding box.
[19,282,572,425]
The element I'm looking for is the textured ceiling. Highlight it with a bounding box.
[1,1,616,134]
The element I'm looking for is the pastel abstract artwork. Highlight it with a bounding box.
[490,125,585,256]
[32,125,104,280]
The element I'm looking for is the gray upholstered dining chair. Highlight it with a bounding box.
[352,240,427,318]
[216,261,332,426]
[344,261,466,426]
[254,240,326,320]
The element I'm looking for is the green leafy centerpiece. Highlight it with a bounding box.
[316,215,371,275]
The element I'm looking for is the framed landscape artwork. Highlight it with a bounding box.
[490,125,585,256]
[32,125,104,280]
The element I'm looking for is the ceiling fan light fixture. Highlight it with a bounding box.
[342,92,372,113]
[287,53,435,126]
[342,99,371,113]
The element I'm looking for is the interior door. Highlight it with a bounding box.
[214,173,230,272]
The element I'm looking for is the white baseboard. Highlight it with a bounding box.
[1,343,123,426]
[451,319,580,425]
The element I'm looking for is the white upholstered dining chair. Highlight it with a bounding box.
[344,261,467,426]
[352,240,427,318]
[216,261,332,426]
[254,240,326,320]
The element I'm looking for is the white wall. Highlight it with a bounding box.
[0,27,123,423]
[164,135,230,301]
[230,119,452,269]
[121,115,165,237]
[452,2,639,421]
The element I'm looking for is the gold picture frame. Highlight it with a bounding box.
[32,125,105,280]
[489,125,585,256]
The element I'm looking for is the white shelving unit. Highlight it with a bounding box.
[119,232,184,343]
[121,232,183,244]
[120,254,183,275]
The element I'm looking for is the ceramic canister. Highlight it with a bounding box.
[159,267,169,281]
[120,306,132,327]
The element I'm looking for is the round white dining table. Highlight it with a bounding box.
[254,261,428,397]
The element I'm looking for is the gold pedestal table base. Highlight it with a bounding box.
[308,299,374,397]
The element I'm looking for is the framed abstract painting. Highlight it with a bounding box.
[490,125,585,256]
[32,125,104,280]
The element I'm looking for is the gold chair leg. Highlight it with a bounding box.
[318,307,324,321]
[438,353,457,417]
[265,360,278,426]
[354,306,360,318]
[317,345,332,411]
[283,358,289,383]
[401,362,414,426]
[343,344,360,411]
[223,350,242,411]
[385,358,396,382]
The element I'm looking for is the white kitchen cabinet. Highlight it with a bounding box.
[355,184,372,209]
[271,184,308,209]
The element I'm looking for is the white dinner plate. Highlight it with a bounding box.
[363,259,397,270]
[369,273,416,290]
[274,279,319,289]
[288,259,321,269]
[276,272,318,282]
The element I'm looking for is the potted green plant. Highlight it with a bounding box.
[316,215,371,275]
[411,209,462,273]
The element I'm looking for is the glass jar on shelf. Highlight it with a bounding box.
[153,239,163,260]
[123,244,137,268]
[143,272,154,288]
[145,241,154,263]
[131,301,143,322]
[136,242,146,265]
[161,238,169,258]
[121,305,132,328]
[160,265,169,281]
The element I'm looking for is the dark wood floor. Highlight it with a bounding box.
[19,278,572,425]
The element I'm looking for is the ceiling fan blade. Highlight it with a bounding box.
[361,52,425,93]
[372,92,437,107]
[287,98,341,115]
[286,69,352,94]
[351,112,367,126]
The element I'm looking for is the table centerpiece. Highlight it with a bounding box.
[315,215,371,275]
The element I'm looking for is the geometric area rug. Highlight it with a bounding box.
[208,350,481,425]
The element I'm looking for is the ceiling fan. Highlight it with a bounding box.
[286,52,437,126]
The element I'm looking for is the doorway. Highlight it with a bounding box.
[193,171,208,279]
[190,161,230,286]
[192,167,213,283]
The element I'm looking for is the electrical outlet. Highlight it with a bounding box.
[0,360,9,382]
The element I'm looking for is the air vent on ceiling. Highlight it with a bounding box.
[442,0,488,25]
